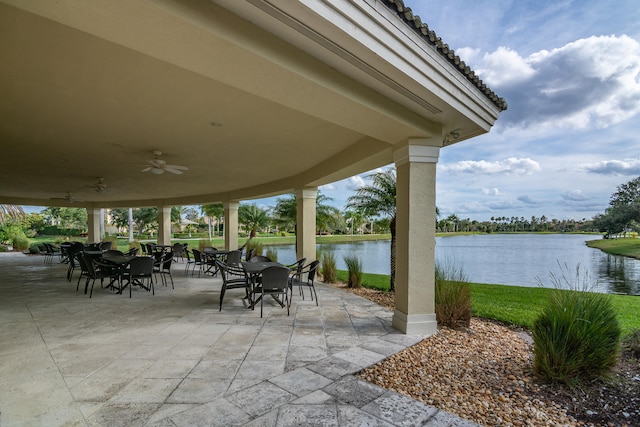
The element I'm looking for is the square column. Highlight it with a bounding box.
[296,187,317,262]
[158,206,172,246]
[392,143,440,335]
[224,201,239,250]
[86,208,101,243]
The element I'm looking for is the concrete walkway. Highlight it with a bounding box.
[0,252,477,426]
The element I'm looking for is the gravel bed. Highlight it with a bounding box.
[330,284,640,427]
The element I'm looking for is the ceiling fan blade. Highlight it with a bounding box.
[165,164,188,171]
[141,166,152,172]
[164,167,184,174]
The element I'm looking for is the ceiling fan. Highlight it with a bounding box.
[94,177,107,193]
[141,150,189,175]
[50,192,78,203]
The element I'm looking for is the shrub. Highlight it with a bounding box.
[532,266,621,384]
[435,262,472,329]
[623,329,640,358]
[12,234,30,251]
[343,254,362,288]
[198,239,214,251]
[244,239,264,257]
[29,243,41,254]
[102,236,118,250]
[321,251,337,283]
[265,248,278,262]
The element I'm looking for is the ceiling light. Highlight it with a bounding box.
[150,167,164,175]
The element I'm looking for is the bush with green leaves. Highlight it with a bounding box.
[532,270,621,384]
[321,251,337,283]
[343,254,363,288]
[435,261,472,329]
[29,243,42,254]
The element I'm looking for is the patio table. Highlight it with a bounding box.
[100,254,137,293]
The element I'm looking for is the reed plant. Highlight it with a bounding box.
[244,239,264,257]
[321,251,337,283]
[343,254,363,288]
[435,261,472,328]
[532,265,621,384]
[265,248,278,262]
[623,329,640,358]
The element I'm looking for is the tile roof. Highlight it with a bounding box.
[383,0,508,111]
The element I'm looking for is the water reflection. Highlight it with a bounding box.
[268,235,640,295]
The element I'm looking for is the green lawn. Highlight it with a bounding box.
[334,270,640,337]
[586,237,640,259]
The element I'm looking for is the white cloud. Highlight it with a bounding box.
[482,187,501,196]
[320,183,335,191]
[478,35,640,131]
[346,175,365,190]
[439,158,541,175]
[581,158,640,175]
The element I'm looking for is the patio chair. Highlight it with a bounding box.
[126,256,155,298]
[216,259,249,311]
[190,249,205,277]
[254,265,290,317]
[225,250,242,266]
[289,260,320,306]
[172,243,185,262]
[158,253,174,288]
[42,243,60,265]
[80,254,113,298]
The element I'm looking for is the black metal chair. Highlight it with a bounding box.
[289,260,320,306]
[159,253,174,288]
[216,259,249,311]
[126,256,155,298]
[254,265,290,317]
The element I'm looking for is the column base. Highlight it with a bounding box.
[392,310,438,336]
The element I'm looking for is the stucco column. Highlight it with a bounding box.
[86,208,101,243]
[224,201,239,250]
[296,187,317,262]
[157,206,172,246]
[392,142,440,335]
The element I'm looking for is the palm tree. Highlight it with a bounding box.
[0,205,26,223]
[201,203,224,238]
[345,169,397,291]
[239,204,269,239]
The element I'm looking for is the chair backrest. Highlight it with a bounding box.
[162,253,173,271]
[192,249,202,262]
[226,250,242,266]
[215,259,245,284]
[80,254,96,276]
[306,260,320,283]
[245,248,255,261]
[261,266,290,291]
[291,258,306,277]
[172,243,184,256]
[247,255,271,263]
[100,241,112,250]
[129,256,154,277]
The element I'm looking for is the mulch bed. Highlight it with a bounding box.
[328,281,640,427]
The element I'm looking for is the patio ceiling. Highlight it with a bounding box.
[0,0,502,209]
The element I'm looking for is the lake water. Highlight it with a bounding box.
[269,234,640,295]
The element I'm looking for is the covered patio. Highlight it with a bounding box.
[0,0,504,336]
[0,252,478,426]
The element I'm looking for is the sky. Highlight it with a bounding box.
[310,0,640,222]
[22,1,640,221]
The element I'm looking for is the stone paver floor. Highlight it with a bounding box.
[0,252,477,426]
